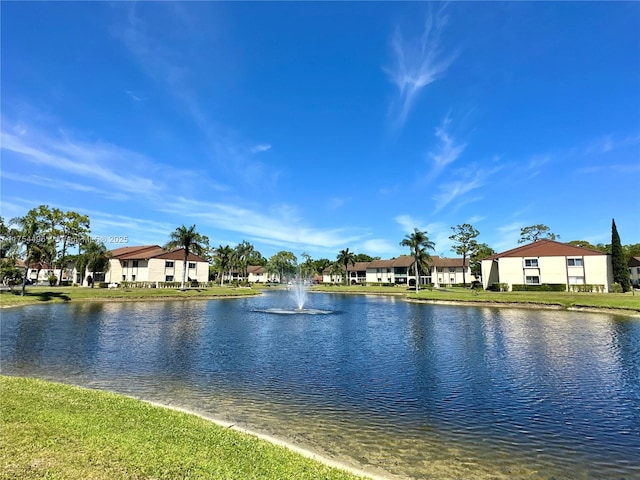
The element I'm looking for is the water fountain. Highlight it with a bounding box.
[257,274,332,315]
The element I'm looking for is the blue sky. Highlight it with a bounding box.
[2,1,639,260]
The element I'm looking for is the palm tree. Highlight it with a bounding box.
[83,240,111,288]
[234,240,254,282]
[336,248,356,285]
[10,211,43,296]
[164,225,209,290]
[400,228,435,292]
[214,245,234,286]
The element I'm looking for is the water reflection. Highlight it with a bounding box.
[2,292,639,479]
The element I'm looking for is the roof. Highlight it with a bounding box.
[110,245,207,263]
[347,262,370,272]
[367,255,415,269]
[247,265,265,274]
[629,257,640,267]
[431,256,469,267]
[485,239,609,261]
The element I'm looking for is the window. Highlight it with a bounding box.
[567,258,583,267]
[122,275,126,281]
[437,267,444,273]
[132,275,136,281]
[122,261,128,267]
[132,260,139,268]
[569,276,585,285]
[524,258,538,267]
[165,261,174,268]
[525,276,540,285]
[165,275,174,282]
[449,267,456,272]
[189,262,196,269]
[637,268,640,274]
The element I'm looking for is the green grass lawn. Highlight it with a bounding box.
[0,284,260,307]
[313,284,640,313]
[0,376,366,480]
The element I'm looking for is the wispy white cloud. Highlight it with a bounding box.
[1,128,159,195]
[157,197,368,253]
[428,115,466,173]
[394,215,450,253]
[385,5,456,128]
[578,163,640,174]
[359,239,397,256]
[250,144,272,153]
[0,172,130,201]
[125,90,145,102]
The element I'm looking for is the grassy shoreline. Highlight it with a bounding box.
[0,284,260,308]
[1,375,373,480]
[1,284,639,316]
[312,284,640,316]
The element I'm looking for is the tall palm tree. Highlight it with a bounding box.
[164,225,209,290]
[10,211,43,296]
[83,240,111,288]
[214,245,234,286]
[234,240,254,282]
[336,248,356,285]
[400,228,435,292]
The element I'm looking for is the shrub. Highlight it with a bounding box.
[97,282,109,289]
[611,283,623,293]
[489,282,509,292]
[48,275,58,286]
[512,283,566,292]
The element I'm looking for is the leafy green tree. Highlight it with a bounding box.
[611,219,631,292]
[164,225,210,290]
[623,243,640,264]
[518,224,559,243]
[353,253,379,262]
[449,223,480,287]
[0,258,23,290]
[214,245,234,286]
[312,258,332,276]
[400,228,435,292]
[566,240,606,251]
[56,211,90,284]
[300,253,315,278]
[269,251,298,282]
[469,243,496,281]
[336,248,356,285]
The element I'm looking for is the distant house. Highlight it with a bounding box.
[481,239,613,292]
[247,265,279,283]
[94,245,209,286]
[629,257,640,287]
[320,255,473,286]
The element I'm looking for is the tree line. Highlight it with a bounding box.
[2,205,637,293]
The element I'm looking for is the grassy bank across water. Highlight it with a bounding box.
[312,285,640,315]
[0,285,260,308]
[0,376,372,480]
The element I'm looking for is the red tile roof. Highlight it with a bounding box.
[109,245,207,263]
[486,239,609,261]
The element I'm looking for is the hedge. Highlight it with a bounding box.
[511,283,566,292]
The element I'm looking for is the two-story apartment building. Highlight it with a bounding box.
[99,245,209,286]
[481,239,613,291]
[629,257,640,287]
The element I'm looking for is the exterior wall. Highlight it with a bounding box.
[433,266,474,285]
[366,268,394,284]
[583,255,613,291]
[630,262,640,287]
[482,254,612,291]
[481,260,500,289]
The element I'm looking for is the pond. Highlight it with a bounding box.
[2,291,639,479]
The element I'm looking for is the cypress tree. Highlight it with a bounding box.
[611,219,631,292]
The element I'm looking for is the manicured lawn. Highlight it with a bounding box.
[0,376,366,480]
[313,284,640,313]
[0,285,260,307]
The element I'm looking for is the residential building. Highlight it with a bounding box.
[95,245,209,286]
[321,255,473,286]
[481,239,613,291]
[629,257,640,287]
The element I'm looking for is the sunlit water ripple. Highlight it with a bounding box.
[1,291,639,479]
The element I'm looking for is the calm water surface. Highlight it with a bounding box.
[2,291,639,479]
